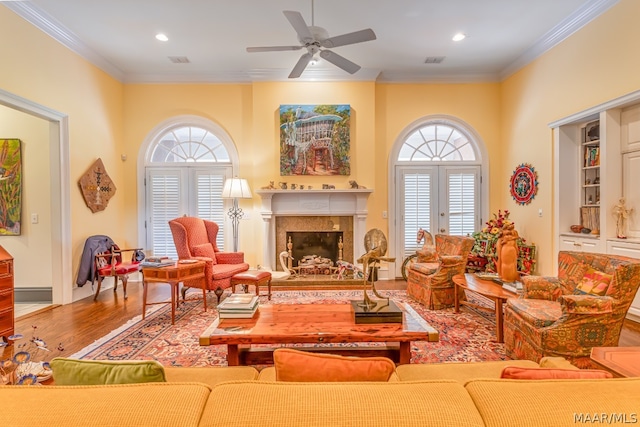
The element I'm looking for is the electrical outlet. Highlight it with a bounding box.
[31,213,39,224]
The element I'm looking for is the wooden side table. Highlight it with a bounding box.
[141,261,206,325]
[590,347,640,377]
[452,273,517,343]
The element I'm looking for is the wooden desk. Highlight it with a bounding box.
[141,261,206,325]
[453,273,517,343]
[590,347,640,377]
[200,302,439,366]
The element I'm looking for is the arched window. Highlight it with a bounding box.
[142,120,236,257]
[149,126,231,163]
[398,123,476,162]
[391,117,485,278]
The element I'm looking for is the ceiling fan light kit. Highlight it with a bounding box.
[246,2,376,79]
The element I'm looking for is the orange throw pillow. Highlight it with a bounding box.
[191,243,217,264]
[501,366,613,380]
[273,348,396,382]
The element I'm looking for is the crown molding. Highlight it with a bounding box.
[377,71,500,84]
[6,0,618,84]
[4,1,125,81]
[500,0,619,80]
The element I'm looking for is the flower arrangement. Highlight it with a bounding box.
[470,210,536,274]
[0,325,64,385]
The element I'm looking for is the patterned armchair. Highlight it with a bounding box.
[504,251,640,368]
[169,217,249,302]
[407,234,475,309]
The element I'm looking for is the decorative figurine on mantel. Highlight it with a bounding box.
[613,197,634,239]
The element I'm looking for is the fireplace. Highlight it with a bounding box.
[286,231,343,268]
[255,189,373,272]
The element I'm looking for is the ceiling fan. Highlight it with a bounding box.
[246,0,376,78]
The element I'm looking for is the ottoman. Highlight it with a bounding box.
[230,270,272,300]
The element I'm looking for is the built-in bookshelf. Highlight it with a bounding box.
[581,119,600,233]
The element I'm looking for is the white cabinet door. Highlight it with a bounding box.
[623,151,640,239]
[607,240,640,322]
[559,234,604,253]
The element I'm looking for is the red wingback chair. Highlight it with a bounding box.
[406,234,475,310]
[169,217,249,302]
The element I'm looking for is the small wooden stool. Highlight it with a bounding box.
[230,270,272,300]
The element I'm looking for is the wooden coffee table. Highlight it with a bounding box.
[590,347,640,377]
[199,302,439,366]
[452,273,517,343]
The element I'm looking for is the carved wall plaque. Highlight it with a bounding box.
[78,158,116,213]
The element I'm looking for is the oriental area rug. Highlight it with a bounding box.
[71,290,508,366]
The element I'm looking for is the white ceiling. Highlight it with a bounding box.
[6,0,617,83]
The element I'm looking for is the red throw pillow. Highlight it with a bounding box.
[191,243,217,264]
[500,366,613,380]
[273,348,396,382]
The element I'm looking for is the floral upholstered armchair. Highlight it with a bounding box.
[406,234,474,310]
[504,251,640,368]
[169,217,249,303]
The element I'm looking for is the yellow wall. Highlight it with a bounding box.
[0,106,52,288]
[500,0,640,273]
[0,6,126,297]
[2,0,640,301]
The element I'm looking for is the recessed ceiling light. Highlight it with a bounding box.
[156,33,169,42]
[452,33,466,42]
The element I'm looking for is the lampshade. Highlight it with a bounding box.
[221,177,252,199]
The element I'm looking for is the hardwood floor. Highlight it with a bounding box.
[3,279,640,361]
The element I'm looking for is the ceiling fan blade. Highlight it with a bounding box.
[321,29,376,48]
[246,45,302,53]
[283,10,313,43]
[289,52,313,78]
[319,50,361,74]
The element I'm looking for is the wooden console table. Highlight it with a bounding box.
[141,261,206,325]
[590,346,640,377]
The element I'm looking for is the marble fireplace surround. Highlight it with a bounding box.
[255,189,373,271]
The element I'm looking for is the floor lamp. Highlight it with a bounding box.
[221,177,252,252]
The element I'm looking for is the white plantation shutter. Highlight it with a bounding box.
[402,172,435,258]
[447,169,478,236]
[146,167,230,257]
[195,171,226,249]
[147,169,182,258]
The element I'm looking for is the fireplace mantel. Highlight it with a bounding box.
[256,189,373,271]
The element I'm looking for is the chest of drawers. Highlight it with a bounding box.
[0,245,14,341]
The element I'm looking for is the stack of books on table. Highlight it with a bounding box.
[140,257,175,267]
[217,294,259,319]
[501,281,523,293]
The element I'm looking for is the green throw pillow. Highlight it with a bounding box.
[50,358,166,385]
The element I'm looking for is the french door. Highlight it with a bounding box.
[396,165,480,277]
[145,166,230,258]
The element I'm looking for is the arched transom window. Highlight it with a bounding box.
[150,126,231,163]
[398,123,476,162]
